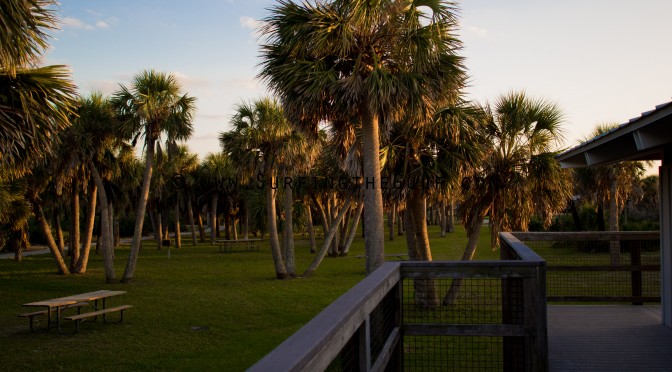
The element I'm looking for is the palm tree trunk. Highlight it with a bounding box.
[440,199,447,237]
[302,199,352,277]
[186,193,197,245]
[33,201,69,274]
[340,202,363,256]
[448,197,455,233]
[443,213,486,306]
[77,184,97,272]
[175,195,182,249]
[283,179,296,276]
[397,208,404,236]
[243,198,250,240]
[361,110,385,274]
[122,137,155,283]
[267,169,288,279]
[69,182,80,261]
[408,189,439,308]
[196,206,206,243]
[54,207,65,255]
[210,192,219,244]
[156,210,163,249]
[306,205,316,254]
[82,160,115,282]
[609,188,621,265]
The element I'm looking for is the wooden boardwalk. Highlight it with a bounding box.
[548,305,672,371]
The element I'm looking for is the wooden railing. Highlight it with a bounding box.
[249,233,547,371]
[511,231,660,304]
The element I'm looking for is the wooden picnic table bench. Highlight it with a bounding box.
[217,239,262,253]
[20,290,131,333]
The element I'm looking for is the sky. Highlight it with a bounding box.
[46,0,672,165]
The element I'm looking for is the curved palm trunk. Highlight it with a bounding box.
[54,207,65,254]
[77,184,97,272]
[267,169,288,279]
[82,160,115,282]
[33,202,69,275]
[122,138,154,283]
[302,198,352,277]
[283,179,296,276]
[443,210,488,306]
[340,202,363,256]
[196,207,206,243]
[362,111,385,274]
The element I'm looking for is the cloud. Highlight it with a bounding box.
[240,16,266,39]
[61,15,117,31]
[62,17,95,30]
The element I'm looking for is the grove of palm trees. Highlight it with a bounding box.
[0,0,661,369]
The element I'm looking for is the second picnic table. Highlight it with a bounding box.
[217,239,262,253]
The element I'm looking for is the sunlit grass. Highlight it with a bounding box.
[0,224,492,371]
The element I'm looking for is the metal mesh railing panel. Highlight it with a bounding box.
[522,238,660,301]
[401,277,513,325]
[325,328,360,372]
[402,335,512,371]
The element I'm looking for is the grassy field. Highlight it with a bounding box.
[0,225,496,371]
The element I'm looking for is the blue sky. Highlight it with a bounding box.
[46,0,672,164]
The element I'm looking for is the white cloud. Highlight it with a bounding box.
[62,17,94,30]
[61,15,116,31]
[240,16,266,39]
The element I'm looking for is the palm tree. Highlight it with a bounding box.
[0,0,76,177]
[64,93,120,282]
[220,98,305,279]
[199,153,236,244]
[574,124,648,264]
[443,92,571,305]
[259,0,465,274]
[114,70,196,283]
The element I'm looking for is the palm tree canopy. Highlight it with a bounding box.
[259,0,466,136]
[0,0,58,75]
[461,91,571,246]
[0,0,77,177]
[0,63,77,179]
[220,97,309,180]
[113,69,196,145]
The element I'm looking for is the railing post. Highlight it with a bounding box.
[501,240,525,371]
[524,263,548,372]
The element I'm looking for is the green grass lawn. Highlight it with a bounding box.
[0,225,496,371]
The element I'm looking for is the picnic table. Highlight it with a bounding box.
[217,239,262,253]
[20,290,131,333]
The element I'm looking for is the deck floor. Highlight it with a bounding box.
[548,305,672,372]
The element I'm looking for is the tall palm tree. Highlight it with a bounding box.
[259,0,465,274]
[220,98,305,279]
[0,0,76,177]
[114,70,196,283]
